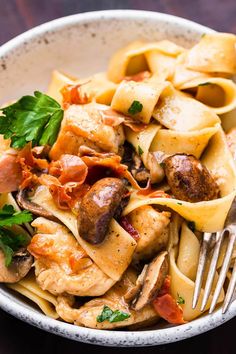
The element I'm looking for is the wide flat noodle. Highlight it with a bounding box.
[179,77,236,115]
[111,80,168,124]
[185,33,236,74]
[125,123,161,167]
[176,223,200,281]
[107,40,184,83]
[202,129,236,196]
[169,249,224,321]
[31,186,136,281]
[150,125,219,158]
[123,190,235,232]
[152,85,220,131]
[8,273,58,319]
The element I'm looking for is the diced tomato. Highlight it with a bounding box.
[152,276,186,325]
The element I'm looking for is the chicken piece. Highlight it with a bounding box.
[56,268,159,329]
[128,206,170,263]
[226,127,236,160]
[49,103,124,160]
[28,217,115,296]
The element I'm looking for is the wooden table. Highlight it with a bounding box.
[0,1,236,353]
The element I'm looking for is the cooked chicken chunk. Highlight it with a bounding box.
[28,217,115,296]
[49,103,124,160]
[56,268,159,329]
[128,206,170,262]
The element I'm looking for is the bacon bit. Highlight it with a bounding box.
[61,83,90,109]
[39,155,90,210]
[120,216,140,241]
[101,108,147,132]
[49,154,88,185]
[100,109,125,127]
[152,276,186,325]
[17,143,49,189]
[124,71,151,82]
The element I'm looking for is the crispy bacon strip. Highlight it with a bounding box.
[39,155,89,210]
[61,83,89,109]
[101,108,147,132]
[17,143,49,189]
[152,276,186,325]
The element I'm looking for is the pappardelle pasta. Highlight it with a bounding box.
[1,32,236,329]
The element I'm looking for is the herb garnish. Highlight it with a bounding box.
[0,205,32,266]
[138,145,144,156]
[128,100,143,115]
[177,202,182,205]
[96,305,130,323]
[0,91,64,149]
[177,293,185,305]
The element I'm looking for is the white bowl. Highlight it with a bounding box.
[0,9,235,347]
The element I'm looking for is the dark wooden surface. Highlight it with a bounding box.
[0,0,236,353]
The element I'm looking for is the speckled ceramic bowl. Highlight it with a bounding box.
[0,10,236,347]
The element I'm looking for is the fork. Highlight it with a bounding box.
[192,197,236,314]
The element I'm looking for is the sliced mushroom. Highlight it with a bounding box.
[132,251,168,311]
[0,248,33,283]
[78,177,127,244]
[16,189,57,220]
[163,154,219,202]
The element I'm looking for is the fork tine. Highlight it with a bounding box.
[201,231,223,312]
[222,254,236,313]
[209,230,236,314]
[192,232,212,309]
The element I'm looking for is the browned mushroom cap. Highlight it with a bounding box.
[16,189,57,220]
[78,177,127,245]
[163,154,219,202]
[132,251,168,311]
[0,248,33,283]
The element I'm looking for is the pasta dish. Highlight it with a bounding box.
[0,32,236,329]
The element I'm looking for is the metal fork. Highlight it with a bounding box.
[192,197,236,314]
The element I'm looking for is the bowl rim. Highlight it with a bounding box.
[0,9,235,347]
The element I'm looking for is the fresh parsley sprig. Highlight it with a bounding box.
[96,305,130,323]
[0,205,32,266]
[0,229,29,267]
[0,91,64,149]
[0,205,33,227]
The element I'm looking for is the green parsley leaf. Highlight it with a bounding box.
[96,305,130,323]
[108,310,130,323]
[198,82,211,87]
[0,91,64,149]
[0,205,33,227]
[187,221,196,232]
[138,145,144,156]
[177,293,185,305]
[177,202,182,205]
[201,33,206,38]
[128,100,143,115]
[0,229,29,267]
[97,305,113,323]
